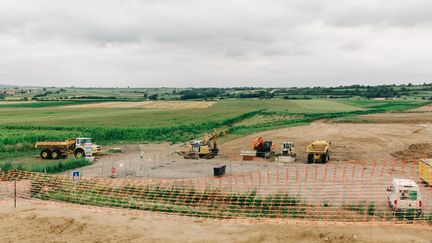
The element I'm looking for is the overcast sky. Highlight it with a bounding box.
[1,0,432,87]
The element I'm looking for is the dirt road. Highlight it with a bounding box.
[0,203,430,243]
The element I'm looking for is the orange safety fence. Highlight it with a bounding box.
[0,159,431,225]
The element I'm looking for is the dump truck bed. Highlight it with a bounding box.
[306,141,330,153]
[35,139,75,148]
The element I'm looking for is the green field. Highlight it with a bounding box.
[0,98,427,161]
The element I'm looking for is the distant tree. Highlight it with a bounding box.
[148,94,158,100]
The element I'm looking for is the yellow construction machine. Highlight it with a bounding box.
[177,130,219,159]
[276,141,296,162]
[306,140,331,163]
[419,159,432,185]
[35,137,101,159]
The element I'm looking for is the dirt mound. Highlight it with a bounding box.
[1,204,431,242]
[411,104,432,112]
[391,143,432,160]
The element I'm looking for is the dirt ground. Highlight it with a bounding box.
[63,101,216,109]
[0,202,430,243]
[221,121,432,162]
[411,104,432,112]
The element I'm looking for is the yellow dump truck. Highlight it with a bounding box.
[35,137,100,159]
[306,140,331,163]
[419,159,432,185]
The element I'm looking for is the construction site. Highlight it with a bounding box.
[1,103,432,242]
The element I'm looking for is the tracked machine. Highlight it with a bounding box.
[241,137,276,160]
[177,130,219,159]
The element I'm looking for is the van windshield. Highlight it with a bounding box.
[399,190,417,200]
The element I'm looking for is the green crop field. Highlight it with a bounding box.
[0,98,427,162]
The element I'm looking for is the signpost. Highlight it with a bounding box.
[72,170,80,182]
[84,142,95,163]
[111,166,116,178]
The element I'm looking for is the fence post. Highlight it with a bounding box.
[13,169,17,208]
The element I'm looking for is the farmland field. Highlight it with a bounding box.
[0,99,365,129]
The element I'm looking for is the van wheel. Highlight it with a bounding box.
[74,149,85,158]
[40,149,52,159]
[51,149,61,160]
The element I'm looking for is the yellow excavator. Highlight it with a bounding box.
[177,130,219,159]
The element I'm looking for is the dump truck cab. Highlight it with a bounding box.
[76,138,92,147]
[387,179,422,215]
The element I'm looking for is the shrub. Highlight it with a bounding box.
[367,201,375,216]
[0,161,13,171]
[2,144,14,152]
[14,143,24,151]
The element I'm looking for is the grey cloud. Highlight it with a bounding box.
[0,0,431,87]
[321,0,432,28]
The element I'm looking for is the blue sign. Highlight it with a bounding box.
[72,170,80,181]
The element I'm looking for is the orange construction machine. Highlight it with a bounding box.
[241,137,276,160]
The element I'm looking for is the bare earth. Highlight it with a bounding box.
[221,121,432,162]
[0,202,430,243]
[412,104,432,112]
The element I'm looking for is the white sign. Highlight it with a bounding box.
[72,170,80,181]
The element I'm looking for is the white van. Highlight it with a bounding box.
[387,179,422,215]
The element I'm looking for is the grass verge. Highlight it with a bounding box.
[0,158,90,173]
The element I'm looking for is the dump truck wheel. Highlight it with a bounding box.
[51,149,61,160]
[307,154,313,164]
[40,149,51,159]
[321,154,327,163]
[74,149,85,158]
